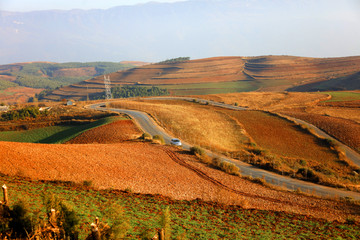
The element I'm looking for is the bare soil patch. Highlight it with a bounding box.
[66,119,142,144]
[0,141,359,222]
[0,86,43,104]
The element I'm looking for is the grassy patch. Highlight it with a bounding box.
[323,91,360,102]
[2,174,360,239]
[0,116,122,143]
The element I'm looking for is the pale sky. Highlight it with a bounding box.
[0,0,185,12]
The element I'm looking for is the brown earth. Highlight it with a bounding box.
[280,112,360,153]
[66,119,142,144]
[45,55,360,101]
[0,87,43,104]
[0,140,359,222]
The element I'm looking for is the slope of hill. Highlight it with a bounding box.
[0,61,141,90]
[44,55,360,100]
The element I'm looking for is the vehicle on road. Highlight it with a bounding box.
[170,138,182,146]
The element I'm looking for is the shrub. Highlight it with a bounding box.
[42,194,79,239]
[140,132,152,140]
[159,207,171,240]
[299,159,307,166]
[219,161,240,175]
[102,202,131,239]
[82,180,93,187]
[190,146,205,156]
[153,135,165,144]
[212,157,222,167]
[8,200,35,238]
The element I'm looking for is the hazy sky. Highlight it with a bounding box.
[1,0,359,64]
[0,0,185,12]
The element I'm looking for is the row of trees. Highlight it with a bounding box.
[1,106,47,121]
[90,86,169,100]
[158,57,190,64]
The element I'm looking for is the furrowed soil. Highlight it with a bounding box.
[0,141,359,223]
[65,119,142,144]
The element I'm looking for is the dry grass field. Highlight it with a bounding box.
[112,100,248,152]
[110,98,360,189]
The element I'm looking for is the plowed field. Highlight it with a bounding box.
[0,140,359,222]
[66,119,142,144]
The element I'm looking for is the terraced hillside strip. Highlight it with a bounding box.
[3,174,360,239]
[281,112,360,154]
[44,55,360,100]
[195,92,329,110]
[0,141,359,223]
[65,119,142,144]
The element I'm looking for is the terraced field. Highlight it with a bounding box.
[44,55,360,100]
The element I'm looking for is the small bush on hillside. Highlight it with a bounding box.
[140,132,152,140]
[102,202,131,239]
[82,180,93,187]
[43,194,79,239]
[153,135,165,144]
[159,207,171,240]
[219,161,240,175]
[190,146,205,156]
[8,200,35,238]
[299,159,307,166]
[249,148,267,156]
[212,157,222,167]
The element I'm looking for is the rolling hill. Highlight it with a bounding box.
[44,55,360,101]
[0,61,147,90]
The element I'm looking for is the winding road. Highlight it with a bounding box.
[88,98,360,200]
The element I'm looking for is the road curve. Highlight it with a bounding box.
[88,100,360,200]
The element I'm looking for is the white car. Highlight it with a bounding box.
[170,138,182,146]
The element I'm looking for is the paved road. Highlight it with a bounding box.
[88,100,360,200]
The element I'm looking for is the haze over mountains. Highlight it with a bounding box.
[1,0,360,64]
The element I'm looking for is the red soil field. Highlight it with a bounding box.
[66,119,142,144]
[281,112,360,153]
[0,140,358,222]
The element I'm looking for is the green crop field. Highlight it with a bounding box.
[2,174,359,239]
[323,91,360,102]
[0,116,121,143]
[156,81,258,95]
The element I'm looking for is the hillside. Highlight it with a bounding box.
[44,55,360,100]
[0,61,146,103]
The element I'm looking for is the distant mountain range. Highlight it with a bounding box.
[1,0,359,64]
